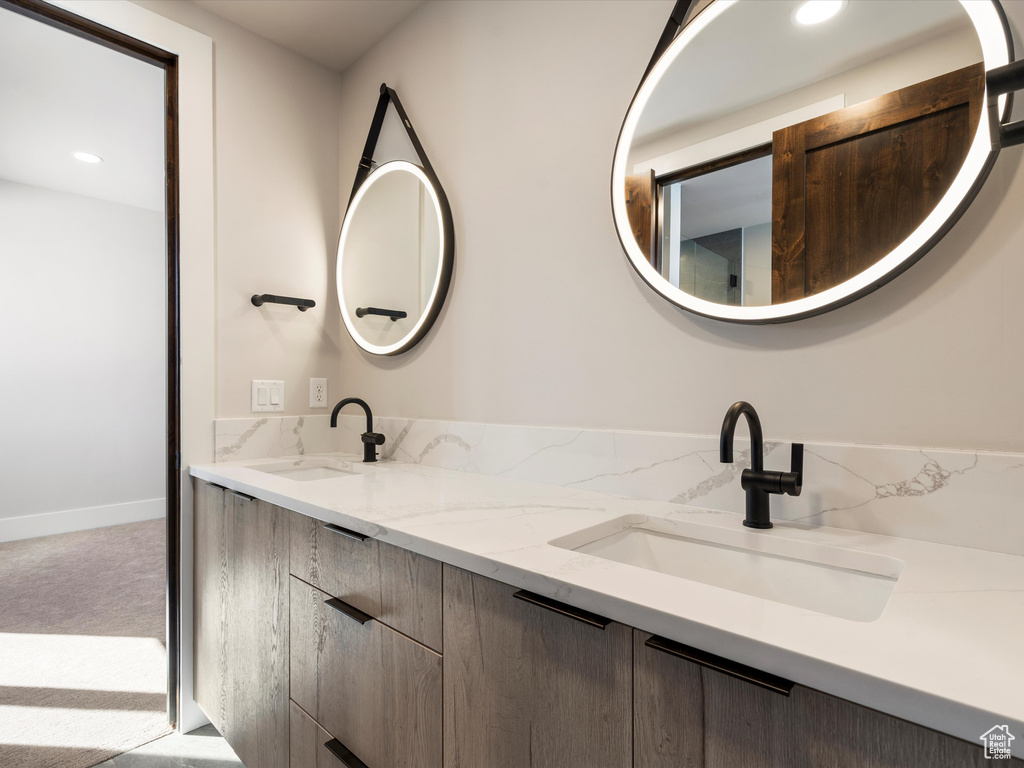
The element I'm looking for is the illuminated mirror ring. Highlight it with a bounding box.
[611,0,1013,324]
[337,160,454,355]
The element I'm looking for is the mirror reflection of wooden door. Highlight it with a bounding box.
[625,170,656,265]
[772,63,984,303]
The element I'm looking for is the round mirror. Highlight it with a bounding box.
[612,0,1012,323]
[337,160,453,355]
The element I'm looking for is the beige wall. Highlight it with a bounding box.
[134,0,343,418]
[335,0,1024,453]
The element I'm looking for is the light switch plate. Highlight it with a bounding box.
[251,380,284,412]
[310,378,328,408]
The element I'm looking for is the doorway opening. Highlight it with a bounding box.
[0,0,181,762]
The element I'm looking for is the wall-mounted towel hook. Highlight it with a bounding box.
[251,294,315,312]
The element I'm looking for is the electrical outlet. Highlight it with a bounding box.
[252,380,284,412]
[310,378,328,409]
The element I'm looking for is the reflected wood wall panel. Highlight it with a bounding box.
[772,62,983,303]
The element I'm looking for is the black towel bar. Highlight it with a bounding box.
[251,294,315,311]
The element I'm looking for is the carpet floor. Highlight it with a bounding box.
[0,519,171,768]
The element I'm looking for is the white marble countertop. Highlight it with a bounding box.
[190,453,1024,746]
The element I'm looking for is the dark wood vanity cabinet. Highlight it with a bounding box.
[193,481,290,768]
[442,565,633,768]
[194,479,443,768]
[633,629,1013,768]
[194,479,1014,768]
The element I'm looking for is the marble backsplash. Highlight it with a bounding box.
[213,415,1024,557]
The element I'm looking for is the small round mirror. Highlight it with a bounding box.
[337,160,453,355]
[612,0,1012,323]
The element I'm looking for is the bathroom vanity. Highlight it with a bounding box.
[191,456,1023,767]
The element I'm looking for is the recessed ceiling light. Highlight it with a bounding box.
[73,151,103,164]
[794,0,846,27]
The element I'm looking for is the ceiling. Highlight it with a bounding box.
[0,6,165,211]
[192,0,425,72]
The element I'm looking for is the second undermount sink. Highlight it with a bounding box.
[550,515,904,622]
[250,457,375,482]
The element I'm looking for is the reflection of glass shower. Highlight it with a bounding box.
[677,239,732,304]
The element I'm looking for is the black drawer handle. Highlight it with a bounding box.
[323,523,368,542]
[325,597,373,625]
[512,590,611,630]
[324,738,369,768]
[645,635,794,696]
[209,483,256,503]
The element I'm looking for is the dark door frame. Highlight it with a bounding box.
[0,0,183,727]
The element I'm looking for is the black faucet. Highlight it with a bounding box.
[719,401,803,529]
[330,397,386,463]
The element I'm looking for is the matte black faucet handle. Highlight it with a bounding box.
[361,432,386,446]
[779,443,803,497]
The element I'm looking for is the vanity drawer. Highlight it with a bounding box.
[290,700,337,768]
[290,576,442,768]
[290,511,443,651]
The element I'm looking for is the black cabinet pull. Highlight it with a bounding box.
[512,590,611,630]
[323,523,368,542]
[324,738,369,768]
[208,481,254,505]
[645,634,794,696]
[325,597,373,625]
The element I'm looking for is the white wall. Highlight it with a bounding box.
[133,0,344,419]
[335,0,1024,454]
[0,180,165,539]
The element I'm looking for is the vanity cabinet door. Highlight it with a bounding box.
[193,480,289,768]
[633,630,704,768]
[442,565,632,768]
[704,668,1004,767]
[635,629,1003,768]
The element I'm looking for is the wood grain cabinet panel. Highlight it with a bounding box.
[443,565,632,768]
[289,512,442,652]
[634,630,1012,768]
[633,630,704,768]
[704,668,1012,767]
[290,700,347,768]
[192,480,289,768]
[290,575,442,768]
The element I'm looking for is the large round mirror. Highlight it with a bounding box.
[612,0,1012,323]
[337,160,453,355]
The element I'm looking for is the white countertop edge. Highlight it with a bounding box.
[188,459,1023,747]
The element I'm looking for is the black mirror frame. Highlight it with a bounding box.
[338,84,455,355]
[611,0,1017,324]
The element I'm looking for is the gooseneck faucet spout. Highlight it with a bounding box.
[330,397,386,463]
[720,401,764,474]
[720,401,803,529]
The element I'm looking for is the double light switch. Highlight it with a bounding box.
[251,380,284,412]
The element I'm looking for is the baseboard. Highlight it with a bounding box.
[0,498,166,543]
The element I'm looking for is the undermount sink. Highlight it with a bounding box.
[550,515,904,622]
[250,457,374,482]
